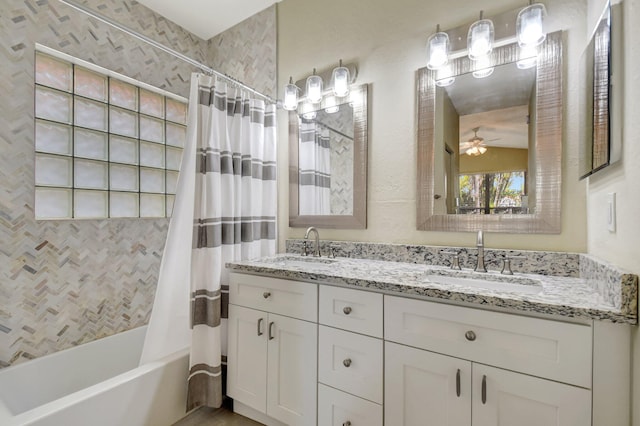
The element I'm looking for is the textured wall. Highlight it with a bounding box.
[0,0,277,368]
[0,0,210,368]
[207,6,277,99]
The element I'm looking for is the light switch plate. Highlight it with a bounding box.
[607,192,616,233]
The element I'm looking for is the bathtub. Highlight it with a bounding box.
[0,326,190,426]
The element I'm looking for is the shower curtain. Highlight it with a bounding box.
[299,120,331,215]
[140,73,277,411]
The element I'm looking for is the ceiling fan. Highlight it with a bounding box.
[460,127,498,156]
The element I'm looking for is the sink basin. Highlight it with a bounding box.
[261,255,337,269]
[424,272,542,295]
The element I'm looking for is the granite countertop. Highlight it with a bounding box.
[226,253,637,324]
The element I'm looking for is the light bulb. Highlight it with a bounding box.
[427,30,450,70]
[306,71,323,104]
[517,3,546,47]
[467,13,494,60]
[282,77,299,111]
[331,62,350,97]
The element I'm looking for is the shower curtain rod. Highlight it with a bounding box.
[58,0,278,105]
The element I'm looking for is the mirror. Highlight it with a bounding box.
[436,62,536,215]
[417,31,562,233]
[579,1,621,179]
[289,84,367,229]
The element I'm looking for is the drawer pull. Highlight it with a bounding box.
[343,422,352,426]
[482,375,487,404]
[263,291,271,299]
[343,306,352,315]
[456,369,461,397]
[268,322,275,340]
[343,358,352,368]
[465,330,476,341]
[257,318,264,336]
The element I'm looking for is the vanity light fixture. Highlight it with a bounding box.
[435,64,456,87]
[427,24,450,70]
[517,45,538,69]
[322,95,340,114]
[331,60,351,97]
[283,76,299,111]
[467,11,495,60]
[472,56,494,79]
[516,1,546,48]
[300,102,317,120]
[305,69,323,104]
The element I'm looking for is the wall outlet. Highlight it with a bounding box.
[607,192,616,233]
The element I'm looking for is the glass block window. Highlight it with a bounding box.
[34,50,187,219]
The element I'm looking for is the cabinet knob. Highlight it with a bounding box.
[263,291,271,299]
[343,358,352,368]
[343,422,352,426]
[465,330,476,341]
[343,306,352,315]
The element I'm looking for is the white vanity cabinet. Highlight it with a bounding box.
[317,285,384,426]
[384,296,593,426]
[227,273,318,426]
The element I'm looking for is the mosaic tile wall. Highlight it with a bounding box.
[207,6,277,99]
[0,0,277,368]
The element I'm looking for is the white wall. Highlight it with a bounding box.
[587,0,640,422]
[277,0,588,253]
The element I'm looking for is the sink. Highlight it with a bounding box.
[424,271,542,295]
[260,255,337,269]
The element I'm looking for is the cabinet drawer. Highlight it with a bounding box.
[384,296,592,388]
[229,273,317,322]
[319,286,383,337]
[318,326,383,404]
[318,384,382,426]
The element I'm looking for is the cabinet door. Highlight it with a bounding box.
[266,313,317,426]
[472,364,591,426]
[385,342,471,426]
[227,304,268,413]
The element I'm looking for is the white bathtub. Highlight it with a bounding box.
[0,326,190,426]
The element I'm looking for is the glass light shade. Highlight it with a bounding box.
[517,45,538,69]
[331,66,350,97]
[467,19,494,60]
[283,82,299,111]
[472,56,494,79]
[323,96,340,114]
[306,74,323,104]
[517,3,546,47]
[427,32,450,70]
[300,102,317,120]
[435,64,455,87]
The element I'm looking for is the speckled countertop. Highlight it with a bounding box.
[226,253,637,324]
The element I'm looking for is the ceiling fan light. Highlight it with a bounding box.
[478,146,487,154]
[517,3,546,48]
[427,29,450,70]
[468,12,494,60]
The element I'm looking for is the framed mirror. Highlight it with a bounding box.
[417,31,562,233]
[579,1,622,179]
[289,84,367,229]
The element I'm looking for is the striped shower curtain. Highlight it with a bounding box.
[187,75,277,410]
[299,119,331,215]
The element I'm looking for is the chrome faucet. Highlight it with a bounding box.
[304,227,321,257]
[474,230,487,273]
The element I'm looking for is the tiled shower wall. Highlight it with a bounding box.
[0,0,276,368]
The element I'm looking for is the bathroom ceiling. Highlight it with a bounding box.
[136,0,280,40]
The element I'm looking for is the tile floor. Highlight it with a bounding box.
[172,406,263,426]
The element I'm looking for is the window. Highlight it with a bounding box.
[458,171,527,214]
[34,48,187,219]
